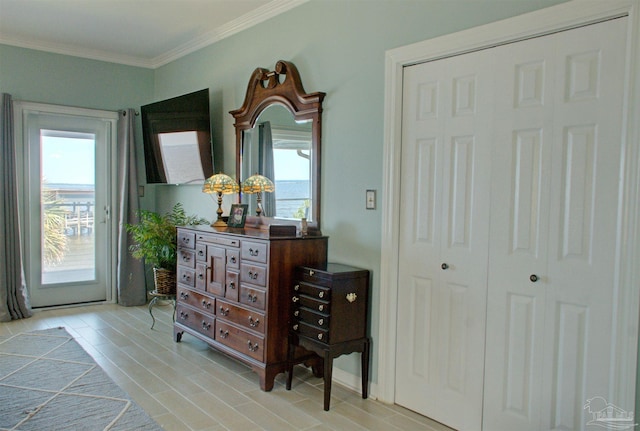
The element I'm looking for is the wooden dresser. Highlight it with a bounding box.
[286,263,370,410]
[173,225,328,391]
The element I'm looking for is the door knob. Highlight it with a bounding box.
[441,263,449,270]
[530,274,539,282]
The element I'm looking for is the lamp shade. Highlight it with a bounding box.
[241,174,275,194]
[202,173,239,195]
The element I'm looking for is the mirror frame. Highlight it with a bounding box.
[231,60,325,230]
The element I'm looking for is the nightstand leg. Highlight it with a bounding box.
[286,335,295,390]
[362,338,370,399]
[323,352,333,411]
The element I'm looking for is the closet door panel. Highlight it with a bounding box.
[397,49,492,431]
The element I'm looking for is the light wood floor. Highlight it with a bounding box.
[0,302,453,431]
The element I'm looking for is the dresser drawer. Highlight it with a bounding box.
[293,281,330,301]
[241,241,268,264]
[217,299,265,334]
[196,232,240,248]
[293,306,329,329]
[225,271,239,301]
[215,320,264,362]
[240,262,267,287]
[292,321,329,343]
[178,231,196,249]
[176,304,215,338]
[227,249,240,270]
[178,287,215,314]
[293,293,329,313]
[240,285,266,310]
[195,263,207,291]
[178,249,196,269]
[177,266,195,288]
[196,243,207,262]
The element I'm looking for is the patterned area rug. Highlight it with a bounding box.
[0,327,163,431]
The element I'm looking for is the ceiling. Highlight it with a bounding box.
[0,0,306,69]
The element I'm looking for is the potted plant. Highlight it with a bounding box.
[126,203,208,295]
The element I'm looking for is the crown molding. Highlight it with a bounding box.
[151,0,308,68]
[0,0,308,69]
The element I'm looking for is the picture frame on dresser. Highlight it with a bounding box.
[227,204,248,228]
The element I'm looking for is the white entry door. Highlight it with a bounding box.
[17,103,117,308]
[483,17,628,431]
[395,49,493,431]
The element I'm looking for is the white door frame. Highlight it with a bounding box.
[379,0,640,410]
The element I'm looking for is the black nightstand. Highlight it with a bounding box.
[286,263,370,411]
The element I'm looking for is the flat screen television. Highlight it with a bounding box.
[141,89,214,184]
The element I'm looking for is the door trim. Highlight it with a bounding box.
[379,0,640,412]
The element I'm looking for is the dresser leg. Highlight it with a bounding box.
[361,338,370,399]
[323,353,333,411]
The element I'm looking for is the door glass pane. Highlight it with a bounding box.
[40,130,96,284]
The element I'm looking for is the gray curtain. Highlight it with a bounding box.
[0,93,32,321]
[116,109,146,306]
[258,122,276,217]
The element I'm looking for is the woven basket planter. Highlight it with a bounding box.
[153,268,176,295]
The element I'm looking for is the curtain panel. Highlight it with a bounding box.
[0,93,32,321]
[116,109,146,306]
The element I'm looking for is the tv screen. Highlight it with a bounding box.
[141,89,214,184]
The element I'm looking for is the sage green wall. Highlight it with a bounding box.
[151,0,567,384]
[0,44,153,113]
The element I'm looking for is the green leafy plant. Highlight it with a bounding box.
[126,203,208,270]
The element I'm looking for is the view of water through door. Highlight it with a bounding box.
[18,103,117,308]
[41,131,97,285]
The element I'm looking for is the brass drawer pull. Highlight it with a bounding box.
[249,316,260,327]
[228,281,235,290]
[317,333,323,340]
[180,291,189,300]
[294,284,299,291]
[201,321,211,331]
[182,255,190,262]
[293,324,299,331]
[292,296,299,303]
[182,274,191,282]
[248,270,259,280]
[201,300,211,309]
[346,293,357,303]
[294,310,299,317]
[247,340,259,352]
[318,304,324,312]
[229,256,237,264]
[219,329,229,339]
[318,318,324,325]
[219,306,229,316]
[197,272,204,280]
[247,293,258,303]
[318,291,324,298]
[179,311,189,320]
[249,248,259,257]
[309,270,315,276]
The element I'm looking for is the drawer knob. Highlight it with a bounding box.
[230,256,237,264]
[180,291,189,300]
[318,291,324,298]
[292,296,299,303]
[198,250,204,257]
[530,274,539,283]
[249,316,260,327]
[180,311,189,320]
[249,248,259,257]
[346,293,357,303]
[318,318,324,325]
[219,306,229,316]
[228,282,235,290]
[294,284,299,291]
[219,329,229,339]
[202,300,211,309]
[317,333,323,340]
[248,270,258,280]
[441,262,449,270]
[182,274,191,281]
[293,324,299,331]
[247,340,259,352]
[183,237,190,244]
[197,272,204,280]
[318,305,324,312]
[309,270,315,276]
[182,255,190,262]
[294,310,299,317]
[202,321,211,331]
[248,293,258,303]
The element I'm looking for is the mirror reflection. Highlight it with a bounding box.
[241,105,313,220]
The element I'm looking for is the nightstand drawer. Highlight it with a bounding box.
[292,321,329,343]
[293,306,329,329]
[293,281,330,301]
[292,294,329,313]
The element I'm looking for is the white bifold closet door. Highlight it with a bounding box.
[396,16,627,431]
[483,16,627,431]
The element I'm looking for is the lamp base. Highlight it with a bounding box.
[211,219,227,228]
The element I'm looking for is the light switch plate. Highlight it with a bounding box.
[366,189,376,210]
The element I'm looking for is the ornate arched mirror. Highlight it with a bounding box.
[231,60,324,231]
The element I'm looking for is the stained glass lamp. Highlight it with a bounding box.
[242,174,275,216]
[202,173,239,227]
